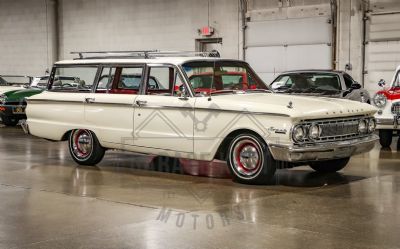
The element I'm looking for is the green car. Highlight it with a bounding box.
[0,75,78,126]
[0,76,47,126]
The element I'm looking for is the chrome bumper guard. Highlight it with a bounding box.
[376,116,400,129]
[269,134,378,162]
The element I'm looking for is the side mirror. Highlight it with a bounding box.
[378,79,386,87]
[350,82,362,90]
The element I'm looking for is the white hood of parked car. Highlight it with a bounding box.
[0,86,23,94]
[198,93,377,120]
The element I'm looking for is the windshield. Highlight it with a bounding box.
[182,61,268,95]
[392,70,400,87]
[0,76,31,86]
[31,77,49,89]
[271,73,341,92]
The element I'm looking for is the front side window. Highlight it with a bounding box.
[182,61,267,95]
[50,66,98,92]
[0,76,31,86]
[146,66,185,96]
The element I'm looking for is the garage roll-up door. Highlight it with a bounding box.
[245,4,333,83]
[364,3,400,93]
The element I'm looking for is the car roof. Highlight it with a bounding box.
[280,69,344,74]
[55,57,240,66]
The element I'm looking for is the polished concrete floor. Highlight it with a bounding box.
[0,126,400,249]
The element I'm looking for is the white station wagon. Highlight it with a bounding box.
[26,51,378,184]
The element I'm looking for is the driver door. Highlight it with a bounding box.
[133,65,195,154]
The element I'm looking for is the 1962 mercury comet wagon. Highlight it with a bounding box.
[26,51,378,184]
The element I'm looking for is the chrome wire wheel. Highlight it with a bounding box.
[229,136,264,180]
[71,129,93,160]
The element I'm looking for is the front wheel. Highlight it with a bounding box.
[309,158,350,173]
[1,115,19,126]
[68,129,105,165]
[227,133,276,184]
[379,130,393,148]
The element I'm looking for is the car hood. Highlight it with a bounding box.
[0,86,23,94]
[197,93,377,120]
[3,88,44,102]
[275,90,342,98]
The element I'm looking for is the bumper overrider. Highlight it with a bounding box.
[376,115,400,129]
[269,134,378,162]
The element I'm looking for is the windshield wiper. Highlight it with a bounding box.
[246,89,272,93]
[210,90,243,95]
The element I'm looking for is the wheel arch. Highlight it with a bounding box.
[213,128,267,161]
[61,130,73,141]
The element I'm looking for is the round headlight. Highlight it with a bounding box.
[368,119,376,133]
[293,126,305,142]
[373,93,387,108]
[309,124,321,140]
[358,119,368,134]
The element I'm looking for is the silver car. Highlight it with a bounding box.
[270,70,371,103]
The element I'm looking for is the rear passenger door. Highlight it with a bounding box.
[84,65,144,147]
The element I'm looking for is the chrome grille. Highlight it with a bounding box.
[391,102,400,115]
[298,116,370,144]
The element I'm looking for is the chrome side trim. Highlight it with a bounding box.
[194,107,291,117]
[26,99,83,104]
[26,98,289,116]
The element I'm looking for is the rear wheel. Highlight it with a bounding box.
[1,115,19,126]
[68,129,105,165]
[227,133,276,184]
[379,130,393,148]
[309,158,350,173]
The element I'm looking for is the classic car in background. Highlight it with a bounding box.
[0,75,30,94]
[26,51,378,184]
[0,76,77,126]
[270,70,371,103]
[373,65,400,147]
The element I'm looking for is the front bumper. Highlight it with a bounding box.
[376,116,400,130]
[269,134,378,162]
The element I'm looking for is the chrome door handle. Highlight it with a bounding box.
[85,98,95,104]
[136,100,147,106]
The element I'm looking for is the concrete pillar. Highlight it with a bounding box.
[336,0,366,84]
[45,0,58,71]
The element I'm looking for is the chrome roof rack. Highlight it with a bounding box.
[70,50,220,59]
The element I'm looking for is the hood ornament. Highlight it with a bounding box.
[287,101,293,109]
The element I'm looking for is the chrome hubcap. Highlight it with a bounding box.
[232,138,262,177]
[239,145,259,170]
[72,130,92,159]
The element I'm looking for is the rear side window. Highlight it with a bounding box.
[50,66,98,92]
[95,66,144,94]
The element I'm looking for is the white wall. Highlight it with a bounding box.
[58,0,240,60]
[0,0,52,76]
